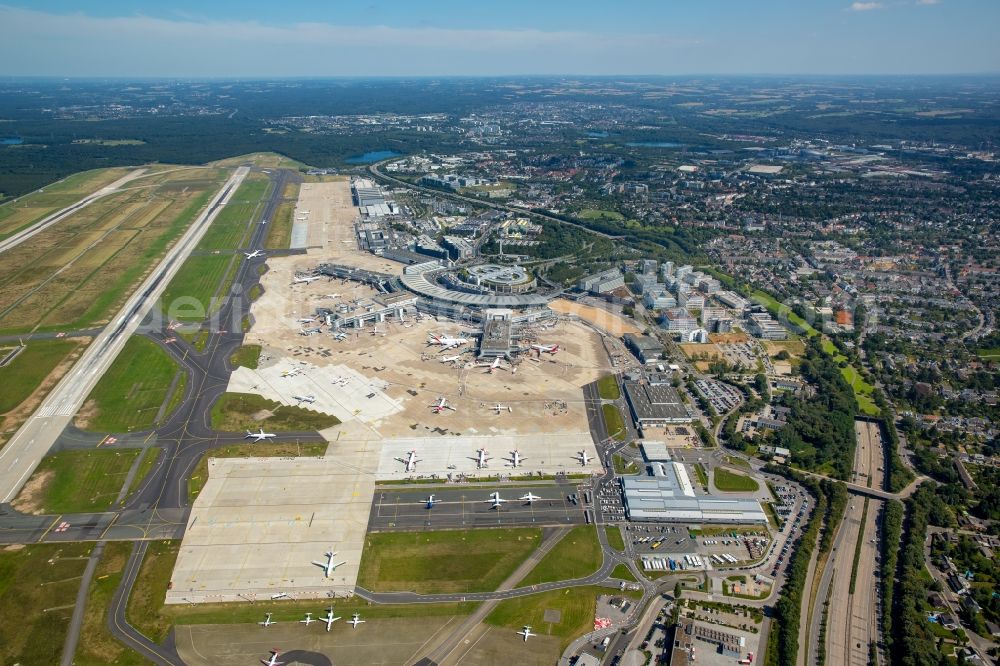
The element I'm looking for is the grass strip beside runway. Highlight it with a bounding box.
[358,528,542,594]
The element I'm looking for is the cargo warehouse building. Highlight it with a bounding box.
[622,381,691,426]
[622,448,767,524]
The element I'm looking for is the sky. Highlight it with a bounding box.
[0,1,997,78]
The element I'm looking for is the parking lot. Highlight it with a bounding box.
[693,378,743,414]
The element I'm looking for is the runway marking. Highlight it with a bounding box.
[38,514,63,542]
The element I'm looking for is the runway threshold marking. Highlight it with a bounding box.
[38,514,63,542]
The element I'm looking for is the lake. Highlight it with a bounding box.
[345,150,401,164]
[1,137,24,145]
[586,131,609,138]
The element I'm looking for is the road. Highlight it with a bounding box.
[808,420,885,666]
[0,168,149,255]
[0,166,250,504]
[368,161,624,241]
[107,541,184,665]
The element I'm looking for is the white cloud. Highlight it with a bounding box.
[0,4,705,76]
[916,0,941,5]
[848,2,884,10]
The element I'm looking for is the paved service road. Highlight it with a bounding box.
[107,541,184,666]
[0,167,249,504]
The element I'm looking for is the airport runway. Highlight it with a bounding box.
[0,168,323,537]
[368,485,591,530]
[0,166,251,504]
[0,168,148,255]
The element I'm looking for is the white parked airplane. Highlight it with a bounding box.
[261,649,284,666]
[473,448,491,469]
[396,449,421,472]
[244,249,265,259]
[245,428,277,442]
[493,403,512,414]
[298,317,316,323]
[258,613,276,627]
[430,397,455,413]
[281,368,302,378]
[518,626,537,642]
[576,450,592,466]
[312,551,346,578]
[520,492,542,504]
[428,334,469,350]
[293,394,316,404]
[300,613,315,626]
[479,357,509,374]
[321,606,341,632]
[486,491,507,509]
[506,450,525,467]
[531,343,560,355]
[292,275,322,284]
[439,354,463,363]
[348,613,365,629]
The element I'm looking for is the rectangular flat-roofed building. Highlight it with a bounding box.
[623,381,691,426]
[578,268,625,294]
[622,477,767,524]
[623,333,665,364]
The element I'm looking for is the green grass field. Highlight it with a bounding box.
[358,528,542,594]
[228,344,261,369]
[485,585,641,650]
[597,373,621,400]
[76,541,146,665]
[13,448,142,513]
[751,290,818,337]
[125,447,160,501]
[125,540,180,642]
[196,177,269,250]
[577,208,625,221]
[613,454,639,475]
[693,463,709,488]
[210,392,340,432]
[602,403,627,441]
[0,172,226,334]
[264,200,295,249]
[0,542,94,665]
[725,455,750,468]
[977,347,1000,360]
[713,467,760,493]
[605,525,625,551]
[187,441,328,502]
[79,336,183,432]
[160,254,234,322]
[519,526,603,586]
[610,563,637,582]
[0,338,83,413]
[840,364,879,415]
[0,167,130,238]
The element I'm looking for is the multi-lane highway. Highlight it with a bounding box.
[809,420,886,666]
[0,167,250,504]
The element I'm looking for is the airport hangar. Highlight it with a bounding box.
[622,444,768,524]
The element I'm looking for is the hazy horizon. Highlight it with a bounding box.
[1,1,998,78]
